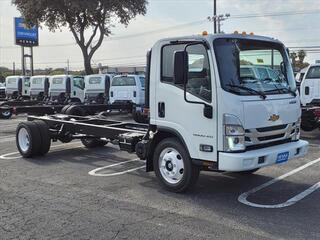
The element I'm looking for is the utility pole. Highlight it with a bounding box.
[208,14,231,34]
[213,0,217,34]
[13,62,16,75]
[67,59,70,75]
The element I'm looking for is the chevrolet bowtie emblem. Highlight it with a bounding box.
[268,114,280,122]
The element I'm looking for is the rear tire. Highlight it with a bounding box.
[153,138,200,193]
[33,120,51,156]
[81,138,108,148]
[16,122,42,158]
[132,111,148,124]
[60,105,71,114]
[65,105,86,116]
[301,110,318,132]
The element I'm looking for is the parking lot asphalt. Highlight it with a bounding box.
[0,115,320,240]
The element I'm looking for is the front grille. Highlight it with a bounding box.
[256,124,287,132]
[247,139,293,151]
[245,123,296,147]
[258,134,285,141]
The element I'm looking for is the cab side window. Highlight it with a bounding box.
[161,44,185,83]
[161,43,212,102]
[73,77,85,90]
[186,44,212,102]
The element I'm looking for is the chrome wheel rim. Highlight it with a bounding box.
[18,128,30,153]
[159,147,185,185]
[2,110,11,117]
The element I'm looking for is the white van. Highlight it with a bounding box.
[5,76,30,99]
[84,74,113,104]
[30,76,50,101]
[49,75,85,104]
[300,64,320,106]
[110,75,145,105]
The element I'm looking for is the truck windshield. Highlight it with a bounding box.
[306,66,320,79]
[112,77,136,86]
[214,38,296,96]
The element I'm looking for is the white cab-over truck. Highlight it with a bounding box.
[5,76,30,99]
[49,75,85,104]
[16,33,308,192]
[30,76,50,101]
[0,82,5,99]
[84,74,113,104]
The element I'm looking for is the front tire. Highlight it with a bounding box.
[153,138,200,193]
[33,120,51,156]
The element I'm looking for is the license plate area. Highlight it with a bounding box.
[276,152,289,164]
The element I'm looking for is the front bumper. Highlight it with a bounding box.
[218,140,309,172]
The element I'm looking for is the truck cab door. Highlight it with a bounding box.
[72,77,85,102]
[154,42,217,162]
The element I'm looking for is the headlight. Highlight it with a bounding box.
[292,118,301,141]
[224,114,245,152]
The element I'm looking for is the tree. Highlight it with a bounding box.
[13,0,148,74]
[297,50,306,64]
[290,50,309,71]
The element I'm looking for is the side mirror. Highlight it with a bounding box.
[204,104,213,119]
[173,51,188,85]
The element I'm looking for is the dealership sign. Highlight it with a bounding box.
[15,17,39,47]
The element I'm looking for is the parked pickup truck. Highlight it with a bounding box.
[110,74,145,105]
[300,64,320,107]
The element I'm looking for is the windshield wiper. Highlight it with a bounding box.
[226,84,267,100]
[279,88,297,97]
[265,87,297,97]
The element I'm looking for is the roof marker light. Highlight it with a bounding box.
[202,31,208,36]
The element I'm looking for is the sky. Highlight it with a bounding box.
[0,0,320,70]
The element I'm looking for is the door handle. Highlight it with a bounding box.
[158,102,165,118]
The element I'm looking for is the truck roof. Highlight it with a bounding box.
[49,75,83,78]
[307,63,320,67]
[156,33,282,45]
[113,74,144,78]
[5,76,26,79]
[30,75,48,79]
[85,74,113,78]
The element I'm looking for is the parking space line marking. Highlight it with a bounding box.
[238,158,320,208]
[0,142,83,160]
[89,159,146,177]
